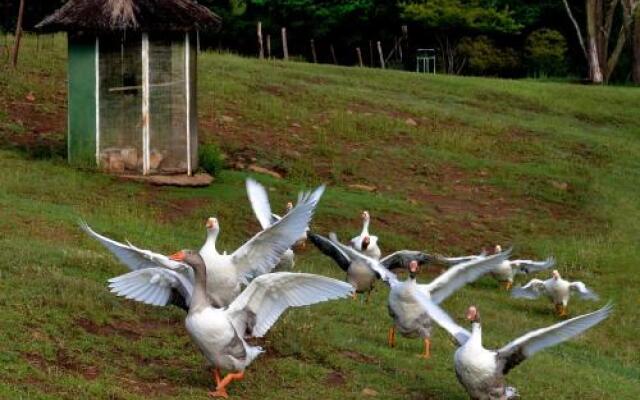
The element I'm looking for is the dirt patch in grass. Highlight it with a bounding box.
[117,376,178,397]
[0,98,66,158]
[75,317,176,341]
[137,189,211,224]
[341,350,379,364]
[23,348,101,381]
[325,370,347,386]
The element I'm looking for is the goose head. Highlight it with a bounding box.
[408,260,419,280]
[362,236,371,250]
[466,306,481,324]
[286,201,293,213]
[361,210,370,222]
[205,217,220,237]
[494,244,502,253]
[170,250,206,275]
[552,269,561,280]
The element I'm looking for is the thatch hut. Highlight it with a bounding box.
[37,0,221,176]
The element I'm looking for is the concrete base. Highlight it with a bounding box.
[118,173,214,187]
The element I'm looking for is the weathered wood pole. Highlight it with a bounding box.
[281,27,289,60]
[11,0,26,68]
[330,44,337,65]
[257,21,264,59]
[369,40,373,66]
[377,41,385,69]
[356,47,364,67]
[310,39,318,63]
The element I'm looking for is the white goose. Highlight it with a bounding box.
[311,235,510,358]
[512,269,599,316]
[349,211,381,260]
[419,298,611,399]
[245,178,300,270]
[167,250,353,398]
[490,245,555,290]
[83,185,325,309]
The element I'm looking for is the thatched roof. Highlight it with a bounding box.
[36,0,221,32]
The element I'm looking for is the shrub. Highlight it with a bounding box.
[525,29,567,77]
[198,143,225,177]
[457,36,520,76]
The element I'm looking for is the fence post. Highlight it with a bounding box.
[266,34,272,59]
[356,47,364,67]
[377,41,385,69]
[281,27,289,60]
[330,44,337,65]
[310,39,317,63]
[257,21,264,59]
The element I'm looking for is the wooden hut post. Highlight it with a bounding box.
[281,27,289,60]
[356,47,364,67]
[11,0,26,68]
[257,21,264,59]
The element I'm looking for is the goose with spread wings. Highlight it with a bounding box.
[245,178,301,270]
[83,184,325,309]
[349,211,381,260]
[419,297,611,399]
[168,250,353,398]
[438,245,555,290]
[310,234,510,358]
[512,269,599,317]
[308,232,432,301]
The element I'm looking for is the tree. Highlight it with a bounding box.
[401,0,523,73]
[10,0,25,68]
[562,0,639,83]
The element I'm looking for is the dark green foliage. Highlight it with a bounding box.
[457,35,521,76]
[525,29,568,77]
[198,142,225,176]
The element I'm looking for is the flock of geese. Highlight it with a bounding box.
[81,179,610,399]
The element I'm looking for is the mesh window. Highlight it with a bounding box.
[188,32,198,173]
[148,33,188,174]
[98,33,143,174]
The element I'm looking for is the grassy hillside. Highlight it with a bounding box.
[0,35,638,399]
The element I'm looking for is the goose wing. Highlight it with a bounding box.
[81,221,187,272]
[434,249,487,266]
[380,250,436,271]
[511,257,555,274]
[511,279,547,299]
[497,303,612,374]
[108,267,194,308]
[227,272,353,337]
[413,291,471,346]
[422,249,512,304]
[569,281,599,300]
[231,185,325,283]
[246,178,276,230]
[328,232,399,287]
[308,232,351,272]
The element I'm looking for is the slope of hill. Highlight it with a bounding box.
[0,35,638,399]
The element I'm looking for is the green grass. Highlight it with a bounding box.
[0,34,639,399]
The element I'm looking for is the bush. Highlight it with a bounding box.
[525,29,567,77]
[198,143,225,177]
[457,36,521,76]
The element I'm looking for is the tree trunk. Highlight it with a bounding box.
[11,0,26,68]
[632,8,640,83]
[586,0,605,83]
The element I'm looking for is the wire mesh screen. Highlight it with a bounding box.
[148,33,188,174]
[188,32,198,172]
[98,33,143,174]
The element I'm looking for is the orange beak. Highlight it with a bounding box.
[169,251,186,261]
[206,219,214,229]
